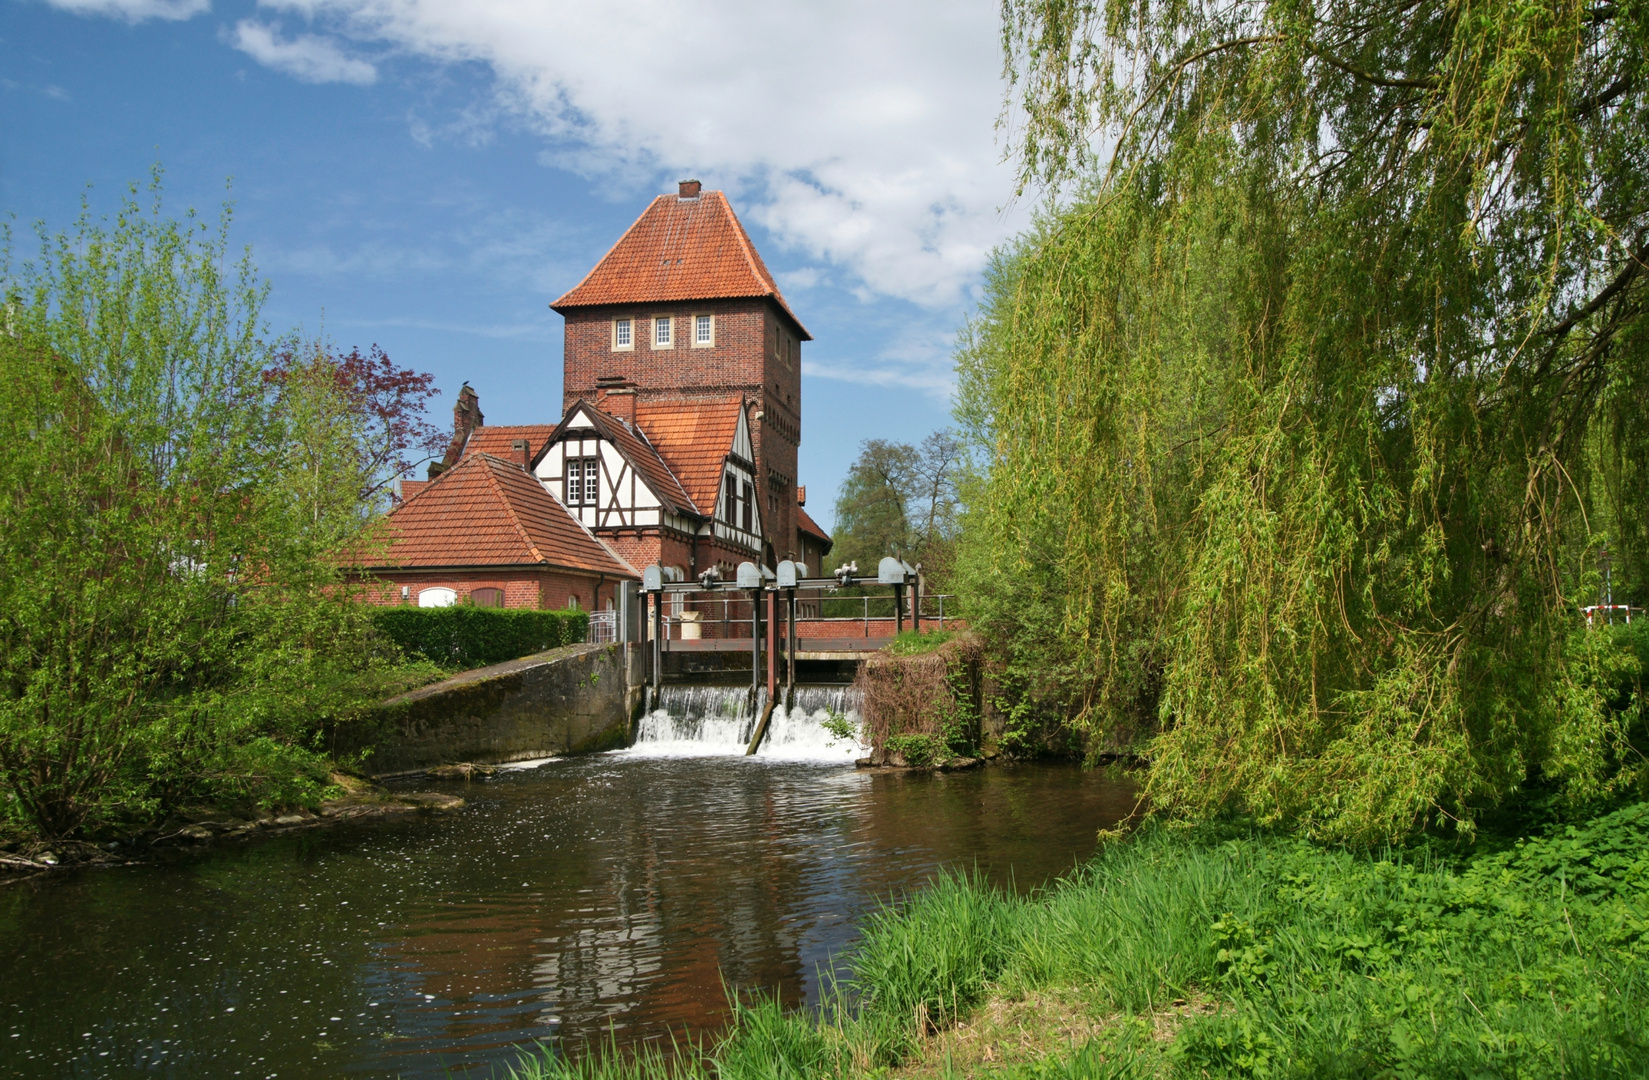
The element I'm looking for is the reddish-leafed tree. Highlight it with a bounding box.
[264,345,443,501]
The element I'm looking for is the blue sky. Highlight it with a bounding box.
[2,0,1027,530]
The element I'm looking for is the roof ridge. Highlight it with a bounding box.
[551,195,667,308]
[717,192,776,296]
[477,453,545,564]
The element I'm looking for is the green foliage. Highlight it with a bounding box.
[369,605,588,670]
[819,709,860,746]
[857,635,984,763]
[0,180,413,839]
[830,432,964,586]
[713,997,837,1080]
[883,733,947,768]
[885,629,957,656]
[957,0,1649,841]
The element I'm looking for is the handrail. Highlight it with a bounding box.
[651,593,956,640]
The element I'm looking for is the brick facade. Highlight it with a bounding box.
[561,298,803,562]
[358,568,621,611]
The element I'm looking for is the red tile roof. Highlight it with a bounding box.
[797,505,832,547]
[369,453,635,577]
[632,398,746,515]
[398,479,428,504]
[551,191,810,338]
[461,424,559,463]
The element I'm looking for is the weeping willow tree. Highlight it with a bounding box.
[957,0,1649,839]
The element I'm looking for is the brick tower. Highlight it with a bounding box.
[551,180,809,562]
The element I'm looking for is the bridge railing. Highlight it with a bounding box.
[651,593,957,640]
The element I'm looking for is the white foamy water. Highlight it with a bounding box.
[624,684,863,762]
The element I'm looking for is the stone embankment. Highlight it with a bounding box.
[334,642,647,777]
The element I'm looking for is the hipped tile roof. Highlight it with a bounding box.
[369,452,635,578]
[632,398,746,516]
[551,191,810,338]
[553,403,699,517]
[461,424,559,463]
[797,505,832,548]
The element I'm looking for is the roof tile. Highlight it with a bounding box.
[370,453,635,578]
[461,424,559,463]
[632,398,745,515]
[551,192,809,337]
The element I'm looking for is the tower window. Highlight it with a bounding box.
[613,318,633,350]
[694,314,714,346]
[654,316,673,348]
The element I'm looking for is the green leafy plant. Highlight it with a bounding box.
[369,606,589,670]
[819,709,859,746]
[955,0,1649,841]
[0,179,411,839]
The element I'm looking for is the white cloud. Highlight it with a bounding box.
[259,0,1022,308]
[231,19,377,84]
[43,0,208,20]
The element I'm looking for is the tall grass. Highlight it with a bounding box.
[507,802,1649,1077]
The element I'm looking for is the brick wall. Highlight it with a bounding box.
[562,297,804,562]
[358,568,621,611]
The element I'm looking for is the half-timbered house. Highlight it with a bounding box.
[379,181,831,620]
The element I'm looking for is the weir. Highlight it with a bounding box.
[629,684,862,761]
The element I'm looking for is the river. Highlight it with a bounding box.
[2,690,1137,1078]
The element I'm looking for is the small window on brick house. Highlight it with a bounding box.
[613,318,633,350]
[471,587,504,608]
[694,314,714,347]
[741,481,754,533]
[567,457,599,505]
[654,316,673,348]
[723,474,737,525]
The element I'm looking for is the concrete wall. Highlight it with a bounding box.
[334,643,647,776]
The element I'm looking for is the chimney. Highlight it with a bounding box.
[511,438,532,471]
[599,386,637,425]
[430,382,483,478]
[678,179,702,198]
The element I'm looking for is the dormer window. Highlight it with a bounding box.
[613,318,633,351]
[653,316,673,349]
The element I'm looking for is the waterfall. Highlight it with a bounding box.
[627,684,863,761]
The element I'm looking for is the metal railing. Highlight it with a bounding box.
[649,593,955,640]
[1583,604,1642,627]
[586,609,618,643]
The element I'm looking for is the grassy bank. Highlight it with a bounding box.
[510,802,1649,1078]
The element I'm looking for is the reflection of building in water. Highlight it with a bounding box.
[366,765,846,1056]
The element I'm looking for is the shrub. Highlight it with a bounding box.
[856,633,983,763]
[371,606,588,670]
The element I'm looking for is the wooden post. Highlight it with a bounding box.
[913,572,923,634]
[751,588,762,693]
[651,592,662,691]
[766,589,778,703]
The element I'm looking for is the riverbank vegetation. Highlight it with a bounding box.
[0,183,446,845]
[371,607,588,671]
[512,799,1649,1078]
[856,632,984,767]
[949,0,1649,842]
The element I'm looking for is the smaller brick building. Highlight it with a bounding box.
[361,450,636,610]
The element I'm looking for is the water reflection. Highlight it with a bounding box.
[1,757,1136,1078]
